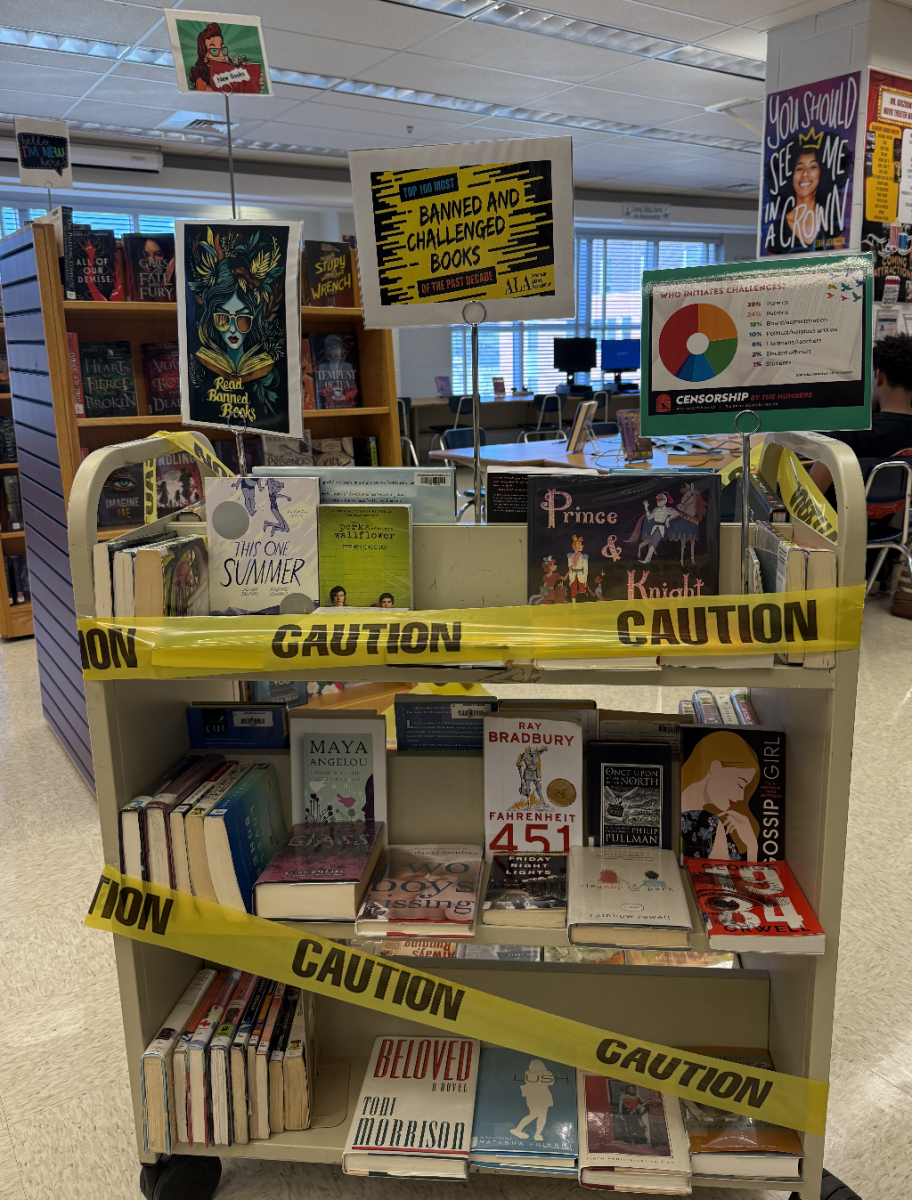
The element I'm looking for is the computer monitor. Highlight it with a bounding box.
[601,338,640,373]
[553,337,597,382]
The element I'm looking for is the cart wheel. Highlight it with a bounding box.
[789,1168,862,1200]
[139,1154,222,1200]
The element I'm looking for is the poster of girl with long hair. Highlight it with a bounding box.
[760,72,860,256]
[164,9,271,96]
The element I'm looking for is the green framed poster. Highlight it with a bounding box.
[640,254,872,435]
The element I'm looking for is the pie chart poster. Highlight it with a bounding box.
[640,255,872,436]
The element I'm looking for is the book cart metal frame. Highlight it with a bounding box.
[68,429,866,1198]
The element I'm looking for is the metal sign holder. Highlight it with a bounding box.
[222,92,237,219]
[734,408,761,594]
[462,300,487,525]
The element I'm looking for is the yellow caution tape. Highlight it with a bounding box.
[77,584,864,679]
[776,450,838,543]
[85,868,828,1135]
[717,443,764,489]
[150,429,234,480]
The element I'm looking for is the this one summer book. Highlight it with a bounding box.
[206,476,319,615]
[317,504,412,608]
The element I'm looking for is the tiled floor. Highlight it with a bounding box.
[0,601,908,1199]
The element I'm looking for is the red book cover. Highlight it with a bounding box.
[686,859,824,953]
[67,332,85,416]
[257,821,382,885]
[301,336,316,410]
[311,331,361,409]
[142,342,180,414]
[122,233,175,302]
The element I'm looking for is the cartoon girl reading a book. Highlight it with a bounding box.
[680,731,760,860]
[510,1059,554,1142]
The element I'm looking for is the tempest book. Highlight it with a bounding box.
[80,341,138,417]
[355,844,483,938]
[686,859,824,953]
[342,1035,480,1178]
[206,475,319,615]
[482,853,567,928]
[289,712,387,826]
[526,472,720,603]
[483,715,583,855]
[317,503,412,608]
[304,240,355,307]
[311,331,361,408]
[253,820,384,920]
[73,229,123,301]
[588,742,673,850]
[142,342,180,414]
[680,726,786,862]
[471,1048,577,1173]
[122,232,175,302]
[567,846,692,947]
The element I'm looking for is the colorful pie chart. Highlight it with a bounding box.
[658,303,738,382]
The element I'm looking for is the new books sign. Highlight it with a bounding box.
[350,136,575,328]
[13,117,72,189]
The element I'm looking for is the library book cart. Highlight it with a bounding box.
[68,429,864,1200]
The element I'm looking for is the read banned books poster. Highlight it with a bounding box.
[861,69,912,301]
[760,71,860,256]
[176,220,303,437]
[164,9,271,95]
[640,255,872,436]
[349,136,575,328]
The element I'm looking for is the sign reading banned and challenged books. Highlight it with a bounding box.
[350,137,575,328]
[164,9,271,95]
[640,254,872,436]
[176,220,303,437]
[14,117,72,189]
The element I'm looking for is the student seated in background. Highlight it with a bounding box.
[809,334,912,497]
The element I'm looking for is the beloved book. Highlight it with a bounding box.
[355,844,483,938]
[342,1035,480,1178]
[73,229,123,301]
[253,821,384,920]
[588,742,673,850]
[66,332,85,416]
[471,1048,577,1172]
[577,1071,691,1191]
[317,503,412,609]
[311,331,361,408]
[394,694,497,752]
[681,1048,802,1180]
[254,465,457,524]
[97,465,144,528]
[204,763,288,913]
[289,713,387,826]
[142,342,180,414]
[680,726,786,862]
[483,715,583,855]
[122,232,175,302]
[312,436,378,467]
[686,859,825,953]
[301,336,316,409]
[567,846,692,947]
[206,475,319,616]
[80,341,138,417]
[134,535,208,617]
[304,240,355,307]
[526,473,720,603]
[482,853,567,928]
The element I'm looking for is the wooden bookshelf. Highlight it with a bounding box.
[0,315,32,638]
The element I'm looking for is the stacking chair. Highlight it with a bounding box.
[516,394,565,442]
[859,456,912,597]
[428,394,473,454]
[593,389,611,422]
[440,426,486,520]
[397,396,419,467]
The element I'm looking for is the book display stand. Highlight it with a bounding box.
[68,426,865,1199]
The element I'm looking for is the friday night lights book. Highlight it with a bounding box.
[527,473,720,603]
[205,475,319,616]
[471,1047,577,1172]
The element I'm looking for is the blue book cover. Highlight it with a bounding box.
[394,695,497,751]
[471,1048,577,1161]
[253,466,457,524]
[186,704,288,751]
[206,763,287,912]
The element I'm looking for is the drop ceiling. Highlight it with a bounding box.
[0,0,877,198]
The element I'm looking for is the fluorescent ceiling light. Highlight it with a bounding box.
[383,0,766,79]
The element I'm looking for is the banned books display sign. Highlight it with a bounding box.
[640,254,872,436]
[350,136,575,328]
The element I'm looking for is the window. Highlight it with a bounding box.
[138,215,176,235]
[71,211,136,236]
[451,233,721,393]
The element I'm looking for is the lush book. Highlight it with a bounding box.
[253,820,384,920]
[289,713,387,826]
[317,503,412,609]
[342,1035,480,1178]
[471,1047,577,1172]
[311,331,361,408]
[142,342,180,414]
[122,232,176,302]
[680,726,785,862]
[355,844,483,938]
[80,341,138,417]
[73,229,123,301]
[526,472,720,603]
[567,846,692,947]
[482,853,567,928]
[588,742,673,850]
[204,763,289,913]
[206,475,319,615]
[254,465,457,524]
[686,859,824,954]
[304,240,355,307]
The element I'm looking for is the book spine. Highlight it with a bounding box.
[61,208,75,299]
[3,476,22,530]
[67,333,85,416]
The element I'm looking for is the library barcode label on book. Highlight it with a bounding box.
[451,705,489,719]
[416,474,451,486]
[236,713,273,727]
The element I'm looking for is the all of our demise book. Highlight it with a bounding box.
[526,473,720,603]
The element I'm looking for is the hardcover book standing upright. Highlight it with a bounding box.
[343,1035,480,1178]
[304,240,355,307]
[289,713,387,828]
[73,229,123,301]
[588,742,673,849]
[471,1048,577,1173]
[80,342,138,417]
[142,342,181,414]
[122,233,176,302]
[206,475,319,615]
[526,473,720,603]
[311,331,361,408]
[317,504,412,608]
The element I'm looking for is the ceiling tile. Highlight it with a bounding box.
[263,31,396,77]
[534,86,696,125]
[0,44,110,74]
[533,0,728,43]
[0,87,73,120]
[696,28,769,58]
[62,98,180,127]
[272,100,466,139]
[310,89,476,124]
[0,0,161,42]
[407,22,632,84]
[357,52,565,105]
[0,60,101,99]
[97,67,304,121]
[658,109,763,140]
[586,58,765,107]
[215,0,459,50]
[466,117,608,143]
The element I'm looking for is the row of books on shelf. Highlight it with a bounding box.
[3,555,29,605]
[118,697,824,955]
[41,210,357,309]
[350,940,739,967]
